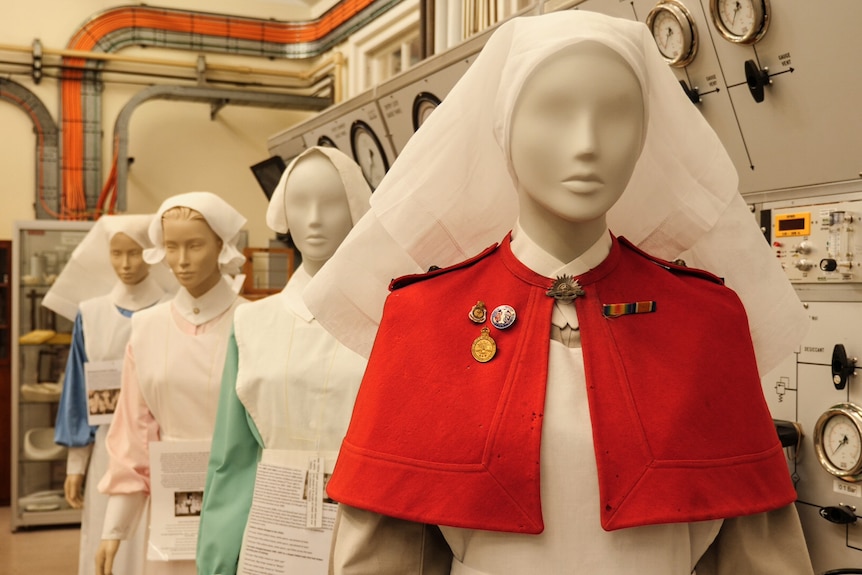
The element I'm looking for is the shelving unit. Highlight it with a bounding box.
[0,240,12,506]
[11,221,92,531]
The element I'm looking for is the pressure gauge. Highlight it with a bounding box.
[814,403,862,482]
[317,135,338,148]
[709,0,770,45]
[646,1,698,68]
[349,120,390,189]
[412,92,442,131]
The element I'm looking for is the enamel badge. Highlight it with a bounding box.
[469,301,487,324]
[471,327,497,363]
[490,305,517,329]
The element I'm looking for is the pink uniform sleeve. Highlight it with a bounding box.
[98,342,160,496]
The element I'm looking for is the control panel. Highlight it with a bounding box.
[771,201,862,283]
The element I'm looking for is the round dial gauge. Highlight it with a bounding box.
[646,1,698,68]
[317,135,338,148]
[710,0,770,45]
[412,92,442,131]
[349,120,390,189]
[814,403,862,481]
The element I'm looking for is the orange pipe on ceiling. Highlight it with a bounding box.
[60,0,377,219]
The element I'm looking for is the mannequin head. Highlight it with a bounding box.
[109,232,150,285]
[161,207,224,298]
[283,150,354,277]
[510,41,645,261]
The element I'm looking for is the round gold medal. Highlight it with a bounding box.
[471,327,497,363]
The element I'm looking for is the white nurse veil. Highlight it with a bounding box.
[42,214,176,321]
[265,145,372,235]
[305,10,807,373]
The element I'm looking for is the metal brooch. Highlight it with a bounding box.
[545,275,585,303]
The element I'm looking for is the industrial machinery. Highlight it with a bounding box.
[264,0,862,570]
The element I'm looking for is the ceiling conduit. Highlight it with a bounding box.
[0,78,61,219]
[61,0,402,219]
[108,85,330,213]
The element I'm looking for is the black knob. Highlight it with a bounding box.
[744,59,770,103]
[820,505,857,525]
[773,419,802,448]
[679,80,701,105]
[832,344,856,390]
[821,258,838,272]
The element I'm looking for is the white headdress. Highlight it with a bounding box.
[266,146,372,234]
[305,10,807,374]
[42,214,176,321]
[145,191,247,275]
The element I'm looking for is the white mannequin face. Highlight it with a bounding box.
[283,152,353,276]
[162,213,223,297]
[510,42,644,226]
[109,232,149,286]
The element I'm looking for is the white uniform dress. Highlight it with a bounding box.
[56,276,166,575]
[197,267,367,574]
[99,278,245,575]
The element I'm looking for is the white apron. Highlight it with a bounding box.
[76,293,154,575]
[131,294,243,575]
[233,276,366,572]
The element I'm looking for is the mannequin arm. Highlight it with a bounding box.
[95,539,120,575]
[64,474,85,509]
[330,504,452,575]
[694,504,814,574]
[54,313,98,449]
[197,331,262,575]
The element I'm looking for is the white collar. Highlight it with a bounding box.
[109,274,166,312]
[510,222,612,332]
[509,221,612,278]
[172,276,237,325]
[280,265,314,323]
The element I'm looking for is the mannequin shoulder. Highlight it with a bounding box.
[130,299,171,327]
[389,243,500,291]
[618,236,724,286]
[79,293,114,315]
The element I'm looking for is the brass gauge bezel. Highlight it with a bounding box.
[646,0,698,68]
[709,0,770,45]
[813,403,862,481]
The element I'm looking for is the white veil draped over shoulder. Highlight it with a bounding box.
[42,214,176,321]
[305,10,807,374]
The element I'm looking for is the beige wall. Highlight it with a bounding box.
[0,0,327,247]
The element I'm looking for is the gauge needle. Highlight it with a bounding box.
[665,27,673,48]
[833,434,850,455]
[731,1,741,24]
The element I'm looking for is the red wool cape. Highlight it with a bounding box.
[326,234,795,533]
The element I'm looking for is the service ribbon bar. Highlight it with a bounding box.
[602,301,657,318]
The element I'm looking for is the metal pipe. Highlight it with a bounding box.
[112,85,331,211]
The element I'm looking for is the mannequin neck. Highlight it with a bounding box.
[518,195,608,264]
[301,258,326,278]
[187,268,222,299]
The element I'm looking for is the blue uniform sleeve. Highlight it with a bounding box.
[54,312,97,447]
[197,327,264,575]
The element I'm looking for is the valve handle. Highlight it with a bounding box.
[744,59,770,103]
[832,344,856,390]
[820,505,857,525]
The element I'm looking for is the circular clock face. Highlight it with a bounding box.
[646,1,698,68]
[412,92,442,132]
[317,135,338,148]
[814,404,862,480]
[350,120,390,189]
[710,0,770,44]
